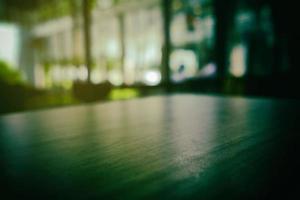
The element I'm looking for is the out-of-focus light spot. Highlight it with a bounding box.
[34,64,46,88]
[69,66,78,80]
[143,70,161,86]
[107,40,119,58]
[237,12,254,24]
[65,66,76,80]
[171,14,214,46]
[52,65,62,82]
[235,11,255,33]
[91,69,103,84]
[124,58,136,85]
[0,24,19,67]
[198,62,217,77]
[108,69,123,86]
[171,49,197,82]
[229,44,247,77]
[77,65,88,81]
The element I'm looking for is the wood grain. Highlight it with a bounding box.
[1,95,300,199]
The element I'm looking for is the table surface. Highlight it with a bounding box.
[1,95,300,199]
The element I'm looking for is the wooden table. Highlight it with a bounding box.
[1,95,300,199]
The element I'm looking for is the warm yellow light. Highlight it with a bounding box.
[229,44,247,77]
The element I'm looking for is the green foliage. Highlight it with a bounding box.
[109,88,139,100]
[2,0,100,25]
[0,60,23,84]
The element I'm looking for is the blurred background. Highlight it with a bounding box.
[0,0,299,114]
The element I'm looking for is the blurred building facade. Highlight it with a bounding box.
[27,0,163,88]
[1,0,299,97]
[16,0,217,89]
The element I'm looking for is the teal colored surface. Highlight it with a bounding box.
[1,95,300,199]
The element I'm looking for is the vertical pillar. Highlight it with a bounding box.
[118,13,126,85]
[161,0,172,91]
[83,0,92,82]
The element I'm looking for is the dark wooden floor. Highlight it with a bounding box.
[1,95,300,199]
